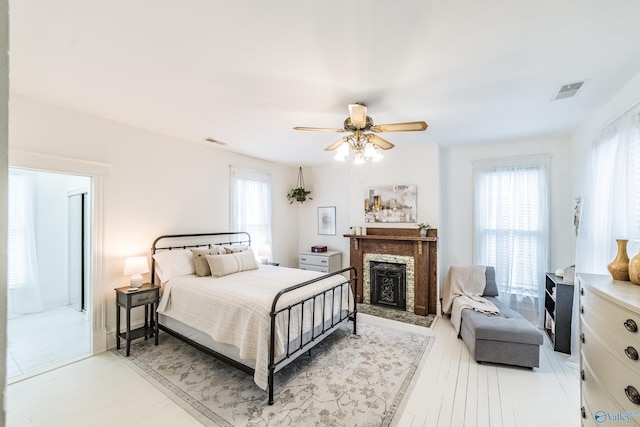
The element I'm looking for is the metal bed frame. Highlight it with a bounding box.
[151,232,358,405]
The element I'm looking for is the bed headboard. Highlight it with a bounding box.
[150,232,251,284]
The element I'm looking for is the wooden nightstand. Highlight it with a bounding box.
[115,283,160,356]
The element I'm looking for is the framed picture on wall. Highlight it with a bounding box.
[364,185,417,223]
[318,206,336,235]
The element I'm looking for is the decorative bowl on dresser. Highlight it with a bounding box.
[579,273,640,426]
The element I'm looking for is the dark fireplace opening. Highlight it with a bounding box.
[370,261,407,311]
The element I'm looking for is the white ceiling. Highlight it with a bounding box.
[9,0,640,166]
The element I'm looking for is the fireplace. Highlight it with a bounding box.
[370,261,407,311]
[346,227,438,315]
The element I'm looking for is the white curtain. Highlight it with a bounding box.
[8,169,44,317]
[230,166,273,259]
[473,156,550,326]
[573,102,640,359]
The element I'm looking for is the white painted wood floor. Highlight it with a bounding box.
[6,314,580,427]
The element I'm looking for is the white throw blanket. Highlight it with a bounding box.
[157,265,352,390]
[442,265,500,335]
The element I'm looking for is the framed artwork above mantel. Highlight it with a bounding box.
[364,185,417,223]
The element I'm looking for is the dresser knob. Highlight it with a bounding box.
[580,306,584,314]
[626,386,640,405]
[580,369,585,381]
[626,346,640,361]
[580,333,585,344]
[625,319,638,333]
[580,287,584,296]
[581,406,586,419]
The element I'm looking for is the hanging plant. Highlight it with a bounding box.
[287,167,312,204]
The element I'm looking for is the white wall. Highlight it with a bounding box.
[440,135,574,280]
[299,143,440,268]
[9,94,298,348]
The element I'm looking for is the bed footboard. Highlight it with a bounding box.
[267,266,357,405]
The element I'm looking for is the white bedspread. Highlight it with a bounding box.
[156,265,352,390]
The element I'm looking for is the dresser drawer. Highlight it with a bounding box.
[582,321,640,413]
[582,285,640,341]
[299,264,329,273]
[582,304,640,375]
[581,359,636,426]
[299,254,331,267]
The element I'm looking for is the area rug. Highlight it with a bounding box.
[357,304,435,328]
[114,322,431,427]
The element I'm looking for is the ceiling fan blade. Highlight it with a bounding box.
[371,121,428,132]
[348,104,367,128]
[293,126,346,132]
[368,134,395,150]
[324,136,348,151]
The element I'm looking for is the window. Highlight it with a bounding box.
[576,105,640,274]
[473,157,550,323]
[230,167,272,259]
[8,169,36,289]
[8,168,44,316]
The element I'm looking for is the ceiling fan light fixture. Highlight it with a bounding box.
[363,142,376,159]
[294,103,427,165]
[337,141,350,157]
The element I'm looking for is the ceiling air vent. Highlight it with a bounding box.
[551,81,584,101]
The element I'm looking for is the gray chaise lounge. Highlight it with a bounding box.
[458,267,544,368]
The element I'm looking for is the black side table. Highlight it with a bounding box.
[115,283,160,356]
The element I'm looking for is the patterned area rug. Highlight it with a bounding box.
[115,321,431,427]
[357,304,435,328]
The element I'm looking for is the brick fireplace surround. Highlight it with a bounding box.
[345,227,438,315]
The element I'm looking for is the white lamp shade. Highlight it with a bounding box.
[124,256,149,288]
[257,244,271,264]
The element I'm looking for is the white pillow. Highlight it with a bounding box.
[152,249,195,282]
[206,249,259,278]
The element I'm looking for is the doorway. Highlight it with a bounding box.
[6,168,93,382]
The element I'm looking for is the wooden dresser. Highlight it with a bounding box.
[579,273,640,426]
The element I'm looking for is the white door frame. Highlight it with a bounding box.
[9,149,110,354]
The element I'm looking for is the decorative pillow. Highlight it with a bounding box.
[206,249,259,278]
[152,249,195,283]
[223,244,249,254]
[191,246,226,276]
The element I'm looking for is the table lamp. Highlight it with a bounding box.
[124,256,149,288]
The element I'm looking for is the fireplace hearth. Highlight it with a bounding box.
[370,261,407,311]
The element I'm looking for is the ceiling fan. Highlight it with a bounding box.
[294,103,428,163]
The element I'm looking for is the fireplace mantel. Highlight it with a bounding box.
[345,227,438,315]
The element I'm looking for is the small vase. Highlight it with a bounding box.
[629,248,640,285]
[608,239,630,281]
[420,228,427,237]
